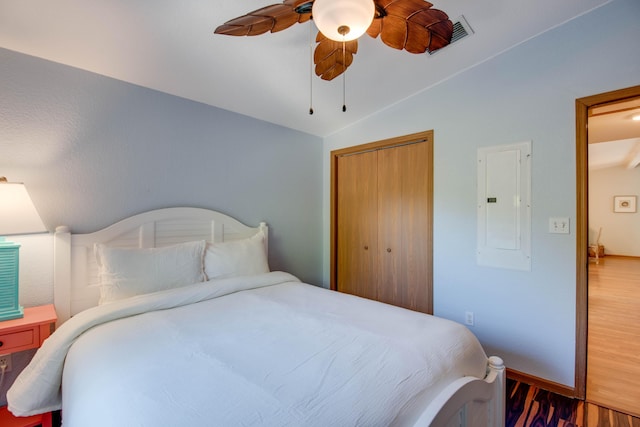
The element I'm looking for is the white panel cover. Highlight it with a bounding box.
[477,141,531,271]
[485,149,520,250]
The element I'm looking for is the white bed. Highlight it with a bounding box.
[8,207,505,426]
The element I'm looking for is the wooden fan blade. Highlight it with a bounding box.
[314,33,358,81]
[368,0,452,54]
[422,16,454,51]
[367,0,432,37]
[214,0,311,36]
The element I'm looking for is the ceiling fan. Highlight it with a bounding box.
[214,0,454,82]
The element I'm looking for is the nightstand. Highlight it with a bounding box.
[0,304,57,427]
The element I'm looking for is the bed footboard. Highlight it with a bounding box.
[416,356,505,427]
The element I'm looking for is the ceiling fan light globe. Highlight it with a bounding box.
[312,0,375,42]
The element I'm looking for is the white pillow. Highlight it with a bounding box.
[204,230,269,280]
[95,240,206,304]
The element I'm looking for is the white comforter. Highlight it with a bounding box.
[8,272,488,426]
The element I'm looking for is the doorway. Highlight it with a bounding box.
[575,85,640,408]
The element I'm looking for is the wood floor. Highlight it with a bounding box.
[585,403,640,427]
[507,378,640,427]
[587,256,640,417]
[506,378,584,426]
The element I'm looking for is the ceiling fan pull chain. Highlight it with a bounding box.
[342,39,347,112]
[309,20,314,115]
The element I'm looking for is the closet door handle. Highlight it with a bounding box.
[386,248,392,253]
[364,245,369,250]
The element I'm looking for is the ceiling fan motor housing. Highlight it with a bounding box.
[312,0,375,41]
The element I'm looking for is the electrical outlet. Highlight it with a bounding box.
[0,354,12,372]
[465,311,474,326]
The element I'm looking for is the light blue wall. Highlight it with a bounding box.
[323,0,640,386]
[589,165,640,256]
[0,47,324,286]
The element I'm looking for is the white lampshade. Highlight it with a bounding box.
[0,179,47,236]
[312,0,375,41]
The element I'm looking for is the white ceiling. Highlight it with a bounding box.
[589,97,640,170]
[0,0,612,137]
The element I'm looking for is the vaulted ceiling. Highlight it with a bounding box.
[0,0,612,137]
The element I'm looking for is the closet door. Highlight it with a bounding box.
[336,151,378,300]
[377,141,432,313]
[376,146,401,306]
[331,130,433,314]
[399,141,432,313]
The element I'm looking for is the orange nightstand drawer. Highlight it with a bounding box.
[0,405,52,427]
[0,305,57,426]
[0,329,36,353]
[0,305,56,353]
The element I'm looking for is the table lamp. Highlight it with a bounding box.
[0,177,47,321]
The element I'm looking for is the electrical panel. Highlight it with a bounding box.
[477,141,532,271]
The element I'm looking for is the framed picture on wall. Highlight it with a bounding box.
[613,195,637,213]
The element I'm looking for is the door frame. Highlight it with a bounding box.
[330,130,434,311]
[574,84,640,399]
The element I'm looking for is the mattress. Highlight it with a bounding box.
[8,272,488,426]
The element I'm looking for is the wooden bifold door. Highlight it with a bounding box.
[331,131,433,314]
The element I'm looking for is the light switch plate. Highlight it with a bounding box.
[549,217,570,234]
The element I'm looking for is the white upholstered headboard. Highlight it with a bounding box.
[53,207,267,325]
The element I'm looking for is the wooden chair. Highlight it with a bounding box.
[589,227,604,264]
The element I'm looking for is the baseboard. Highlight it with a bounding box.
[506,368,578,399]
[603,254,640,259]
